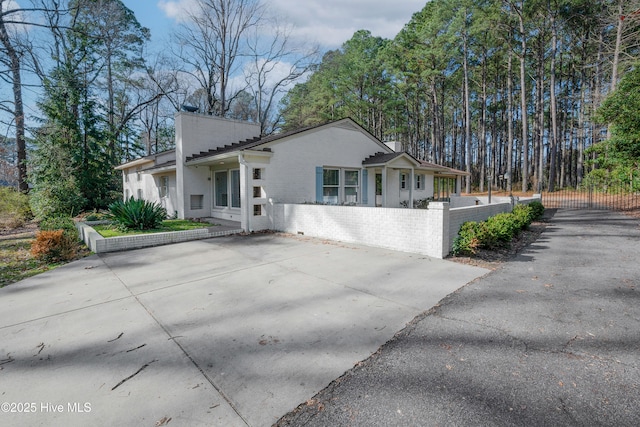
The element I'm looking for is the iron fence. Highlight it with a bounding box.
[541,184,640,211]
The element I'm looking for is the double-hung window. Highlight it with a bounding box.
[400,173,408,190]
[323,169,340,204]
[344,170,359,204]
[322,168,359,204]
[415,174,423,190]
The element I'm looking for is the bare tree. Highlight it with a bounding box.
[243,19,318,135]
[173,0,264,116]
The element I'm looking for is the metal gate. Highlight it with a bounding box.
[541,184,640,211]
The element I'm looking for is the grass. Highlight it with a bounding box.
[0,233,66,287]
[92,219,213,238]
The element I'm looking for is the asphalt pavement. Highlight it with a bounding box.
[276,209,640,426]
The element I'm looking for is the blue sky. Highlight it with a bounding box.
[121,0,427,51]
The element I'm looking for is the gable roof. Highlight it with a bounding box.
[185,118,388,163]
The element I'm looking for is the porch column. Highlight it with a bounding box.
[409,168,414,208]
[382,166,387,207]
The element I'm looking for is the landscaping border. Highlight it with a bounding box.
[76,221,243,253]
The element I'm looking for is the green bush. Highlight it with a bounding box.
[528,200,545,220]
[452,221,482,256]
[511,204,533,230]
[485,212,520,247]
[451,201,545,256]
[30,179,87,220]
[0,187,32,229]
[40,216,78,239]
[109,197,167,230]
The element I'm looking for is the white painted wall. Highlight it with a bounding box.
[258,123,389,205]
[273,202,450,258]
[175,112,260,218]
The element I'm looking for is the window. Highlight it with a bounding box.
[253,168,263,180]
[215,169,241,208]
[253,186,262,198]
[344,170,359,204]
[231,170,240,208]
[159,176,169,198]
[323,169,339,204]
[214,171,228,206]
[415,174,423,190]
[400,173,408,190]
[253,204,263,216]
[190,195,204,210]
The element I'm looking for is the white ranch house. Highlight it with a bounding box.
[117,114,467,232]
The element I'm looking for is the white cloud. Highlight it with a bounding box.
[157,0,199,22]
[268,0,426,47]
[158,0,426,48]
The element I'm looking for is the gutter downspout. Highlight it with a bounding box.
[239,152,251,233]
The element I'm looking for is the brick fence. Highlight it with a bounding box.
[272,196,541,259]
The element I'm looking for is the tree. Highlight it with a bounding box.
[0,0,47,192]
[173,0,264,117]
[595,63,640,165]
[243,18,318,134]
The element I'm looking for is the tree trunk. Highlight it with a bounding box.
[517,9,529,193]
[548,13,558,192]
[0,11,27,192]
[463,30,472,193]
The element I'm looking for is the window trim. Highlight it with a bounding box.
[321,167,360,205]
[159,176,169,198]
[400,173,408,190]
[343,169,359,204]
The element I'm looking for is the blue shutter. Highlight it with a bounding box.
[315,167,323,203]
[362,169,368,204]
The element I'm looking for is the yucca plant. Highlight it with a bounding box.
[108,197,167,230]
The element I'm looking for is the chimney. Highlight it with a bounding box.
[384,141,403,152]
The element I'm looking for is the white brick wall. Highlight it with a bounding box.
[272,202,450,258]
[448,203,513,250]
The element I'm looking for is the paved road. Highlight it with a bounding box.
[276,209,640,426]
[0,232,486,426]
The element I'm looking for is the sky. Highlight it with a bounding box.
[122,0,427,51]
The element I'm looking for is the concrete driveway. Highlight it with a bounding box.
[0,233,487,426]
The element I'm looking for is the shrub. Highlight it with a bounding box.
[511,204,533,230]
[452,221,482,255]
[30,179,86,220]
[528,200,545,220]
[31,230,77,262]
[109,197,167,230]
[0,187,32,229]
[451,201,544,256]
[40,216,78,237]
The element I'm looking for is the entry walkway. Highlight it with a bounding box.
[277,209,640,426]
[0,233,487,426]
